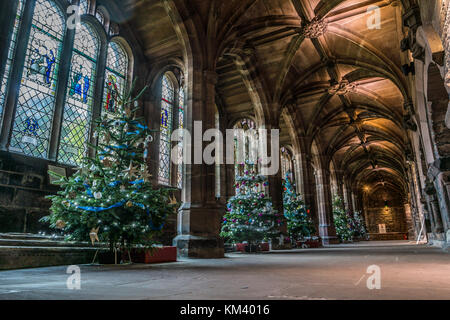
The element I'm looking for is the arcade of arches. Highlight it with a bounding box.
[0,0,450,259]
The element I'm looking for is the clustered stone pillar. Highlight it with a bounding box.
[173,69,224,258]
[264,122,288,244]
[301,152,318,228]
[425,180,444,235]
[296,137,338,245]
[315,168,338,244]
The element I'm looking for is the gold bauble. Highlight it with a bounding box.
[55,220,66,229]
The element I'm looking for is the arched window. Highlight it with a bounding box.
[9,0,66,157]
[234,118,257,177]
[58,23,100,165]
[1,0,132,165]
[159,74,174,185]
[103,41,129,115]
[281,147,293,180]
[177,87,185,189]
[109,23,119,37]
[79,0,89,15]
[95,10,105,25]
[0,0,25,117]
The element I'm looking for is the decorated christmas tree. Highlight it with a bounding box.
[221,168,282,247]
[42,83,177,252]
[352,211,368,240]
[332,196,354,242]
[283,171,315,242]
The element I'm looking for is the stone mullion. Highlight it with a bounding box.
[317,168,338,244]
[0,0,36,150]
[171,86,181,188]
[48,9,76,161]
[0,0,18,95]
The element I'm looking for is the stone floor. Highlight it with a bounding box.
[0,241,449,300]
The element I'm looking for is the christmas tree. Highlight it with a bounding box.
[42,82,178,252]
[283,171,315,242]
[352,211,368,240]
[332,196,354,242]
[221,168,282,246]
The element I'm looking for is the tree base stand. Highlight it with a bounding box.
[123,247,177,264]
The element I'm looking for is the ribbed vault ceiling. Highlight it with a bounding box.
[123,0,415,197]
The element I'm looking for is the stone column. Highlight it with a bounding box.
[173,69,224,258]
[265,122,287,241]
[335,171,345,203]
[404,201,416,240]
[344,181,354,212]
[316,168,338,245]
[293,152,304,195]
[425,180,444,234]
[300,151,318,228]
[430,195,444,234]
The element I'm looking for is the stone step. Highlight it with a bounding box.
[0,233,64,241]
[0,233,109,248]
[0,238,103,248]
[0,246,108,270]
[0,233,110,270]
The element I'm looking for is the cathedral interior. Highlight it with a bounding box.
[0,0,449,301]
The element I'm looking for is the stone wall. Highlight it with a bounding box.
[0,151,65,234]
[366,206,408,234]
[364,188,408,234]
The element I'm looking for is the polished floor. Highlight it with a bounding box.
[0,241,449,300]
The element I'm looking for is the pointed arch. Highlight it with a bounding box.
[102,39,131,115]
[58,22,100,165]
[159,73,175,186]
[0,0,25,119]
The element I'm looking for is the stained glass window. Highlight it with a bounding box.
[281,147,292,179]
[103,42,128,115]
[109,23,119,36]
[159,75,174,185]
[9,0,65,158]
[234,118,257,177]
[95,10,104,25]
[177,88,185,189]
[0,0,25,119]
[58,23,99,165]
[79,0,89,15]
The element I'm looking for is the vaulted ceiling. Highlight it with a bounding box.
[120,0,416,197]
